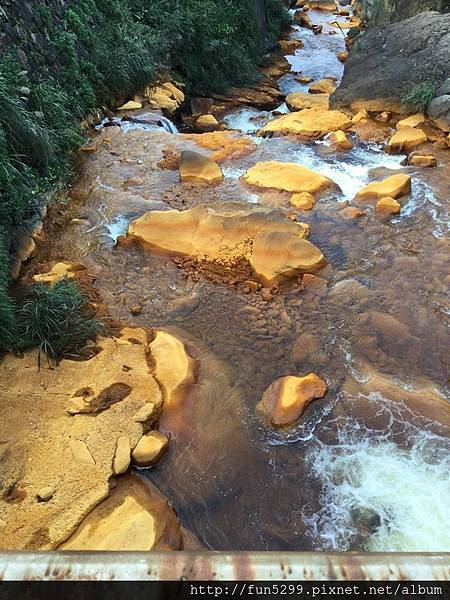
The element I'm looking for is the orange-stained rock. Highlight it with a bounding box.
[352,109,369,124]
[286,92,329,111]
[337,51,348,62]
[146,82,184,114]
[195,114,220,132]
[128,201,323,286]
[328,129,353,150]
[375,197,401,215]
[407,153,437,168]
[33,262,86,284]
[259,109,352,140]
[308,78,336,95]
[243,161,338,195]
[250,232,327,286]
[117,100,142,111]
[150,331,196,411]
[308,0,337,11]
[0,327,163,550]
[131,431,169,467]
[179,150,223,184]
[112,436,131,475]
[342,206,366,219]
[294,10,314,28]
[59,474,181,551]
[279,39,303,55]
[385,126,427,154]
[396,113,425,129]
[355,174,411,202]
[182,130,256,162]
[290,192,316,210]
[256,374,328,427]
[376,111,391,123]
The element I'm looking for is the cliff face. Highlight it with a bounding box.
[369,0,450,25]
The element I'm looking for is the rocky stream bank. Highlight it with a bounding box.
[0,1,449,552]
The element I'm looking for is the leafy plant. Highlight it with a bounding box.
[15,279,104,363]
[401,82,437,112]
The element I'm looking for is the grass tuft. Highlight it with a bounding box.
[401,82,436,113]
[15,279,104,362]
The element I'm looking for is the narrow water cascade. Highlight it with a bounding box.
[1,1,449,555]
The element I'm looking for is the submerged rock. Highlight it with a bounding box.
[182,130,256,162]
[355,173,411,202]
[179,150,223,184]
[375,197,401,215]
[59,474,182,551]
[256,374,328,427]
[243,161,338,195]
[259,109,352,140]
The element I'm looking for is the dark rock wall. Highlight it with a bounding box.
[0,1,73,72]
[332,11,450,109]
[369,0,450,25]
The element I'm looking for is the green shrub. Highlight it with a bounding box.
[401,82,437,112]
[0,0,287,354]
[15,279,104,363]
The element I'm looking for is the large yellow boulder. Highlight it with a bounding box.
[179,150,223,184]
[259,109,352,140]
[250,232,326,286]
[308,78,336,95]
[355,174,411,202]
[243,161,338,195]
[286,92,329,112]
[60,474,181,551]
[256,374,328,427]
[118,100,142,111]
[128,202,323,286]
[146,82,184,114]
[386,126,427,154]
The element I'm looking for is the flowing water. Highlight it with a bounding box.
[34,8,450,551]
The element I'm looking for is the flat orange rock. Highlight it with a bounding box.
[355,174,411,202]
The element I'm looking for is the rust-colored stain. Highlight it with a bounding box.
[0,552,449,581]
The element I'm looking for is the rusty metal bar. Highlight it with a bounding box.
[0,552,448,581]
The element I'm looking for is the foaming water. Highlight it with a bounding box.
[290,142,404,200]
[303,395,450,552]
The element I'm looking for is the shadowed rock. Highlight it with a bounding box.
[179,150,223,184]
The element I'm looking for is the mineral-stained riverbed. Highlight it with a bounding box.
[22,7,450,551]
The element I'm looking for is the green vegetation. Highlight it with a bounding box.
[0,0,287,354]
[401,82,437,112]
[11,280,103,363]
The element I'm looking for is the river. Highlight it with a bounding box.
[31,6,450,552]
